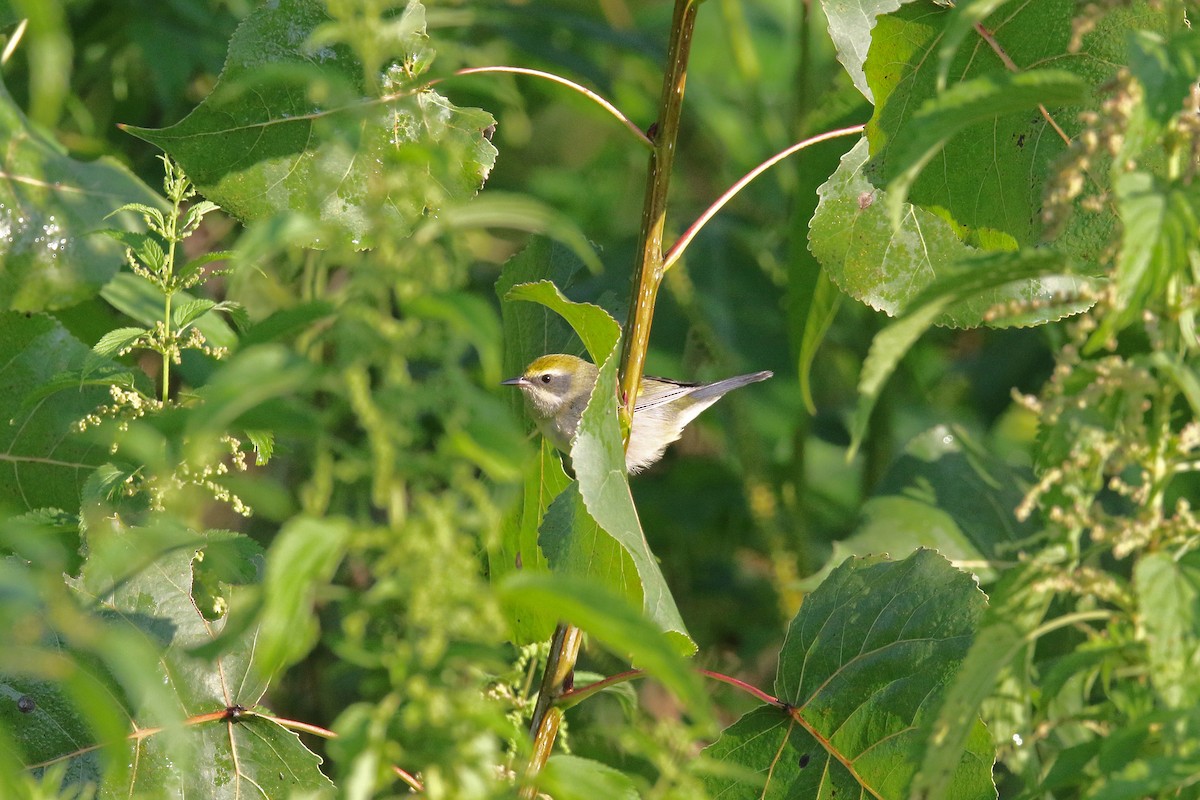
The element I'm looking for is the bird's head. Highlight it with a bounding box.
[501,353,598,423]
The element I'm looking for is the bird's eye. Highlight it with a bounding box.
[540,373,553,384]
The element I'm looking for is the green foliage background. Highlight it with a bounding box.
[0,0,1198,798]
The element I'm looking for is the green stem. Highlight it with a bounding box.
[523,2,699,790]
[619,0,699,427]
[161,193,181,405]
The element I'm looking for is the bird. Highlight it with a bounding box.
[503,353,772,473]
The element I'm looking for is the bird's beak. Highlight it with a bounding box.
[501,376,527,387]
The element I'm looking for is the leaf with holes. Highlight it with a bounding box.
[122,0,496,249]
[703,549,992,799]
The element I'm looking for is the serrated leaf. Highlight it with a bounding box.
[1134,551,1200,708]
[704,550,991,799]
[883,70,1088,227]
[0,313,114,511]
[36,522,336,796]
[0,78,165,311]
[93,326,149,358]
[865,1,1159,254]
[811,138,1091,329]
[102,273,237,351]
[910,561,1052,800]
[99,228,167,273]
[817,0,908,100]
[175,250,234,287]
[245,430,275,466]
[122,0,496,249]
[173,298,218,330]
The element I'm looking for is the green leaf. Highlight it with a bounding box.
[883,70,1089,228]
[255,516,352,680]
[1091,171,1200,347]
[1128,30,1200,126]
[103,273,238,352]
[910,561,1052,800]
[505,280,620,367]
[123,0,496,249]
[173,298,217,330]
[495,438,571,643]
[847,249,1088,456]
[403,291,503,386]
[0,312,116,512]
[499,572,709,727]
[0,78,165,311]
[245,429,275,466]
[49,522,335,796]
[539,481,642,609]
[811,138,1090,331]
[238,301,335,348]
[415,192,603,276]
[496,236,590,380]
[99,228,167,273]
[93,326,149,358]
[1134,551,1200,708]
[183,345,315,436]
[935,0,1012,91]
[540,754,640,800]
[704,550,991,799]
[817,0,908,100]
[811,425,1036,585]
[570,345,693,654]
[864,1,1156,253]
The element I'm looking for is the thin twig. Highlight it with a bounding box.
[392,764,425,793]
[662,124,866,272]
[973,22,1071,145]
[450,66,654,149]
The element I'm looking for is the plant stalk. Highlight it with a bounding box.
[522,1,699,791]
[619,0,699,425]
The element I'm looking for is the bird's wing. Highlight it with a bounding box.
[633,376,697,412]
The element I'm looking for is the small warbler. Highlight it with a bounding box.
[503,353,772,473]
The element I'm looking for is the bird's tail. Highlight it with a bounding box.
[687,370,773,402]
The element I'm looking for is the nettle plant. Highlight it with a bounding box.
[0,0,1198,798]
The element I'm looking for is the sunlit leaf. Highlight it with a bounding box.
[704,549,991,799]
[123,0,496,249]
[0,78,163,311]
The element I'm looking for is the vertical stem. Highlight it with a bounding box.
[161,195,180,405]
[523,1,699,791]
[619,0,699,425]
[521,622,582,799]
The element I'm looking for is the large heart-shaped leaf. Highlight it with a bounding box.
[703,549,991,799]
